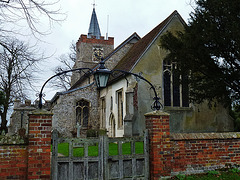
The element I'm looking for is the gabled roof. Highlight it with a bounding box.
[88,7,101,39]
[113,10,185,72]
[104,32,141,62]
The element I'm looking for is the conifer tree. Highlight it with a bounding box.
[161,0,240,106]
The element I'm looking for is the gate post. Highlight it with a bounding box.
[145,111,172,179]
[99,135,108,180]
[28,109,53,179]
[52,129,58,180]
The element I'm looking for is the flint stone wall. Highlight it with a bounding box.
[52,84,99,137]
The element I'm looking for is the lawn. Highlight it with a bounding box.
[169,169,240,180]
[55,141,144,157]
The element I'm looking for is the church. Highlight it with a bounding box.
[49,7,234,137]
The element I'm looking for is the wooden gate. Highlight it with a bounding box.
[51,130,149,180]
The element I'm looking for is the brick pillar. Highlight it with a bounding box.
[28,110,53,179]
[145,111,172,179]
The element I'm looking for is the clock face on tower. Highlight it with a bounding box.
[93,47,103,61]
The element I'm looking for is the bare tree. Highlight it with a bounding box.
[0,38,43,132]
[0,0,64,37]
[0,0,64,133]
[0,91,4,112]
[51,41,76,91]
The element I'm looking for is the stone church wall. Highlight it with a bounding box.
[56,38,137,137]
[71,35,114,86]
[52,84,99,137]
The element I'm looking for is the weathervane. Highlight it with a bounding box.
[92,0,96,8]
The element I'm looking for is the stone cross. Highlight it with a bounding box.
[76,122,81,138]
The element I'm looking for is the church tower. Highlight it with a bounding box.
[71,5,114,86]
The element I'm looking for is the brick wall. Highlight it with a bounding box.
[0,110,52,180]
[145,111,172,179]
[77,34,114,45]
[0,145,28,179]
[145,111,240,179]
[28,110,52,179]
[171,132,240,175]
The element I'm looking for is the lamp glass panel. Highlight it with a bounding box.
[94,72,110,88]
[99,73,109,87]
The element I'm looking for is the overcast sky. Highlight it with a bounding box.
[29,0,195,101]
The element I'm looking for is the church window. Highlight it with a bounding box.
[110,96,113,111]
[163,60,189,107]
[76,100,89,127]
[100,98,106,129]
[117,90,123,129]
[109,113,116,137]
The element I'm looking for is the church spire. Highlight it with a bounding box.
[88,4,101,39]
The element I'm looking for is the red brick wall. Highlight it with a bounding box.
[0,110,53,180]
[0,145,28,179]
[27,111,52,179]
[145,111,172,179]
[145,111,240,178]
[171,133,240,175]
[77,34,114,46]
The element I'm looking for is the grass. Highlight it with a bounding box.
[170,169,240,180]
[109,141,144,156]
[55,141,144,157]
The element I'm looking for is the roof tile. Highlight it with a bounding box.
[113,10,180,72]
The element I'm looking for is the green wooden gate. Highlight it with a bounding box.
[51,130,149,180]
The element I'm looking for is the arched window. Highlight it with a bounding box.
[76,99,89,127]
[164,70,171,106]
[109,113,116,137]
[117,90,123,129]
[163,60,189,107]
[100,98,106,129]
